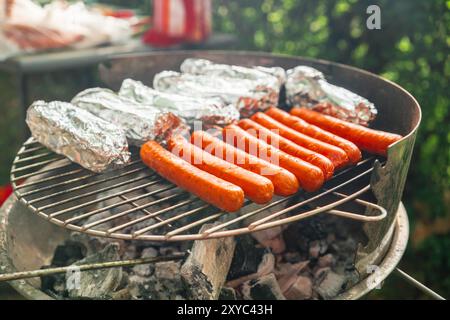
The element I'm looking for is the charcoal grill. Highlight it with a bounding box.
[1,51,435,299]
[9,140,386,241]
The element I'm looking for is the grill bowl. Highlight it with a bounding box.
[2,51,421,298]
[0,193,409,299]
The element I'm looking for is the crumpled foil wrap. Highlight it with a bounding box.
[118,78,240,127]
[285,66,377,126]
[153,70,279,118]
[180,58,286,86]
[71,88,188,146]
[26,100,131,173]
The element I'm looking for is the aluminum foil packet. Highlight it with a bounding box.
[180,58,286,86]
[118,78,240,127]
[153,70,279,118]
[285,66,377,126]
[71,88,187,146]
[26,100,130,173]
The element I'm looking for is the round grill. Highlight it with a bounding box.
[10,137,386,242]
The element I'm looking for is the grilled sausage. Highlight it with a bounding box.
[168,135,274,204]
[223,125,324,192]
[140,140,244,212]
[191,130,299,196]
[290,107,403,156]
[265,107,362,164]
[249,111,349,169]
[239,118,334,180]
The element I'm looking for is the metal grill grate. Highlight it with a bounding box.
[10,137,387,242]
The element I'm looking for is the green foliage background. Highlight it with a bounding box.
[0,0,448,299]
[211,0,450,299]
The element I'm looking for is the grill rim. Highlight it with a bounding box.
[0,193,409,300]
[11,137,386,242]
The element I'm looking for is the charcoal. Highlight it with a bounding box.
[314,269,346,300]
[226,253,275,288]
[111,288,132,300]
[122,244,138,260]
[41,267,67,297]
[318,254,335,268]
[41,240,87,298]
[219,287,238,300]
[241,273,286,300]
[140,247,158,258]
[70,232,121,257]
[227,235,266,280]
[284,275,313,300]
[68,243,123,299]
[283,251,304,263]
[309,240,321,259]
[309,239,328,259]
[132,264,154,277]
[155,260,182,279]
[181,223,236,300]
[159,246,181,256]
[129,261,185,300]
[50,240,86,267]
[275,261,310,292]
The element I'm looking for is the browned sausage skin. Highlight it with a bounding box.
[265,107,362,164]
[140,140,244,212]
[239,118,335,180]
[290,107,403,156]
[191,130,299,196]
[223,124,325,192]
[250,111,349,169]
[168,135,274,204]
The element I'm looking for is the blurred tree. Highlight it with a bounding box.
[0,0,447,299]
[214,0,449,298]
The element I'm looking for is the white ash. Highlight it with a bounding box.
[42,211,363,300]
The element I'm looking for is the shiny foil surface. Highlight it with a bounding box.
[26,100,130,173]
[118,78,239,127]
[286,66,377,126]
[153,70,279,118]
[71,88,187,146]
[180,58,285,86]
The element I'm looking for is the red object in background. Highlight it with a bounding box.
[0,184,12,206]
[104,10,135,19]
[143,0,212,47]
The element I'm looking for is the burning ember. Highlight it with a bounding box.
[41,211,364,300]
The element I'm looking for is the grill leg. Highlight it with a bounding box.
[395,268,445,300]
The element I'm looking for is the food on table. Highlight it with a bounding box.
[249,111,349,169]
[290,107,403,156]
[26,100,130,173]
[285,66,377,126]
[191,131,299,196]
[223,125,325,192]
[118,78,240,127]
[265,107,362,164]
[140,140,244,212]
[71,88,186,146]
[239,118,334,180]
[168,135,274,204]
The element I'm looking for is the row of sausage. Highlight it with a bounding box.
[140,107,402,212]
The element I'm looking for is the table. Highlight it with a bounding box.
[0,34,237,136]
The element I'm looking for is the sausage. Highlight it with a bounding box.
[140,140,244,212]
[191,130,299,196]
[265,107,362,164]
[249,111,349,169]
[290,107,403,156]
[239,118,334,180]
[168,135,274,204]
[223,125,325,192]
